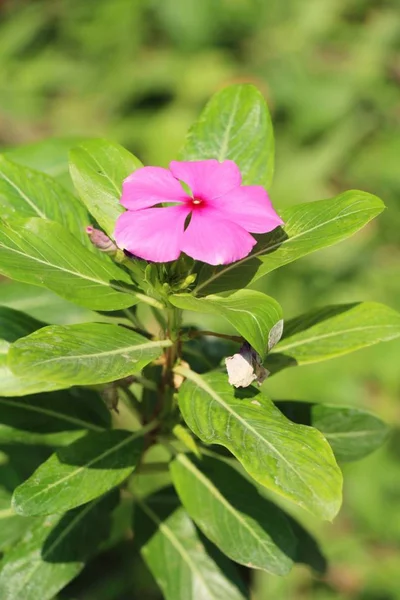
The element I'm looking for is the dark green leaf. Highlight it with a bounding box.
[9,323,172,387]
[267,303,400,373]
[170,453,296,574]
[180,84,274,189]
[176,368,342,521]
[0,388,110,446]
[135,489,248,600]
[69,138,142,237]
[277,402,390,462]
[0,493,117,600]
[12,430,144,515]
[0,155,91,249]
[170,290,282,356]
[0,217,138,310]
[195,191,384,295]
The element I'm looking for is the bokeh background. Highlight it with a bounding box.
[1,0,399,598]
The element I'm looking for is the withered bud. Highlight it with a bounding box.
[225,342,269,388]
[86,226,117,253]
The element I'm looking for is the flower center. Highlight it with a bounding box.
[192,199,202,205]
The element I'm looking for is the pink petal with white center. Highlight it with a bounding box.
[181,209,256,265]
[169,159,241,201]
[114,206,189,262]
[121,166,189,211]
[210,185,284,233]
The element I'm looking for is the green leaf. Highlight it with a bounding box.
[0,217,138,310]
[69,138,142,237]
[170,453,296,574]
[0,155,91,249]
[0,488,33,552]
[0,281,97,325]
[170,290,282,357]
[267,302,400,373]
[135,490,248,600]
[0,306,58,396]
[277,402,390,462]
[4,137,86,190]
[0,388,111,446]
[180,84,274,189]
[0,493,117,600]
[12,429,145,515]
[175,368,342,521]
[9,323,172,388]
[195,191,385,295]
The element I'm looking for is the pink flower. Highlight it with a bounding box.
[114,159,283,265]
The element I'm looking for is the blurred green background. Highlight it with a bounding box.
[0,0,399,598]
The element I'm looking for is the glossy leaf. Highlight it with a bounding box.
[0,155,91,249]
[12,429,144,515]
[0,306,57,396]
[267,302,400,373]
[0,217,138,310]
[9,322,172,387]
[170,290,282,356]
[135,490,248,600]
[277,402,390,462]
[176,368,342,521]
[170,453,296,574]
[69,138,142,237]
[0,388,110,446]
[195,191,384,295]
[0,493,117,600]
[180,84,274,189]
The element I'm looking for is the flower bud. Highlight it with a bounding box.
[86,226,117,254]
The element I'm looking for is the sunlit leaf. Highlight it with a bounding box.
[195,191,384,295]
[176,368,342,520]
[9,322,172,387]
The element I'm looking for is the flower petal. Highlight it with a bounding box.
[114,206,189,262]
[181,210,256,265]
[210,186,284,233]
[121,166,189,211]
[169,159,241,200]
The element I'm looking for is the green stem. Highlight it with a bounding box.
[188,329,243,343]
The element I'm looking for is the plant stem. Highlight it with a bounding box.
[188,329,243,343]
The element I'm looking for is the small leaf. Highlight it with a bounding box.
[69,138,142,237]
[12,430,144,515]
[0,306,57,396]
[0,155,91,249]
[176,368,342,521]
[0,217,138,310]
[277,402,390,462]
[134,489,248,600]
[0,388,110,446]
[170,453,296,574]
[267,302,400,373]
[0,493,117,600]
[180,84,274,189]
[170,290,282,357]
[195,191,385,295]
[9,323,172,388]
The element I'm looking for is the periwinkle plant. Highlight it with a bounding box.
[0,84,399,600]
